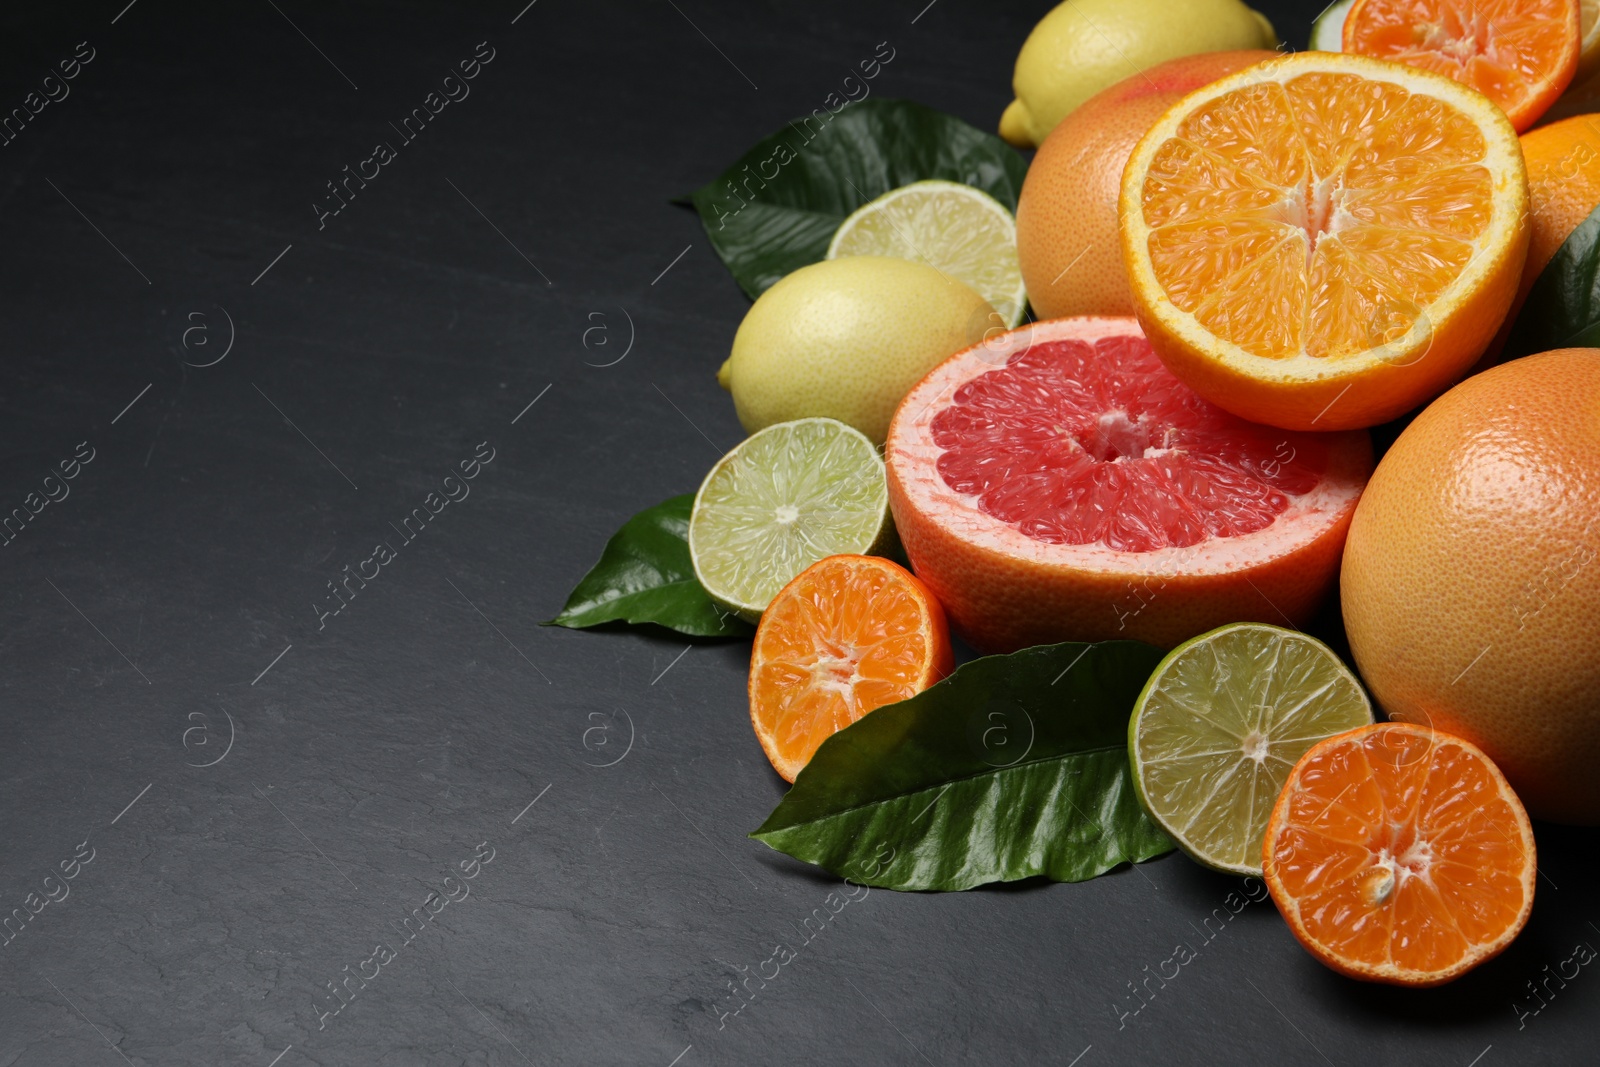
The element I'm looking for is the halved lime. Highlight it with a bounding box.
[1308,0,1354,51]
[1129,623,1374,876]
[689,417,890,621]
[827,180,1027,326]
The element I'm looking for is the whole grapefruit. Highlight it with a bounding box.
[1016,49,1276,320]
[1520,114,1600,299]
[1481,114,1600,364]
[885,317,1373,652]
[1342,349,1600,824]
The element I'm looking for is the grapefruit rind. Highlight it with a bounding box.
[1262,723,1537,987]
[885,316,1373,651]
[1119,52,1529,431]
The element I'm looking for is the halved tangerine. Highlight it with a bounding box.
[1342,0,1581,132]
[748,554,952,782]
[885,317,1373,653]
[1120,51,1530,431]
[1263,722,1536,986]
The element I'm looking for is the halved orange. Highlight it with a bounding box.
[1263,723,1536,987]
[1342,0,1581,132]
[749,555,953,782]
[1119,51,1530,431]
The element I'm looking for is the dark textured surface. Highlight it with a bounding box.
[0,2,1595,1064]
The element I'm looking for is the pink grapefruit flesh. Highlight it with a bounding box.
[887,317,1374,651]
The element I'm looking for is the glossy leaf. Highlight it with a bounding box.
[547,494,752,638]
[685,98,1028,299]
[1502,201,1600,359]
[751,641,1174,891]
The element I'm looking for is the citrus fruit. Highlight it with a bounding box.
[1119,51,1530,431]
[1341,349,1600,824]
[884,316,1373,653]
[1309,0,1355,51]
[827,180,1027,327]
[1341,0,1580,132]
[749,554,952,782]
[1016,49,1277,320]
[998,0,1278,149]
[1314,0,1600,85]
[1513,0,1600,125]
[1479,113,1600,361]
[717,256,1000,446]
[1264,722,1536,986]
[1130,623,1374,876]
[1521,114,1600,294]
[689,417,891,622]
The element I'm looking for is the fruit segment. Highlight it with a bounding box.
[1264,723,1536,985]
[929,334,1329,552]
[1138,71,1495,362]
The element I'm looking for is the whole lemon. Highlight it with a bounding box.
[999,0,1278,148]
[717,257,999,445]
[1341,349,1600,824]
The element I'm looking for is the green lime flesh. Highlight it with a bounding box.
[688,417,890,621]
[1129,623,1374,876]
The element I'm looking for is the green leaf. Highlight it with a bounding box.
[751,641,1174,891]
[547,495,752,638]
[686,99,1029,299]
[1502,201,1600,360]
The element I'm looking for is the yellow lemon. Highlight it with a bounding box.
[999,0,1277,148]
[717,257,999,445]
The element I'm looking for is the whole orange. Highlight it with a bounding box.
[1015,49,1275,320]
[1520,114,1600,299]
[1480,114,1600,365]
[1341,349,1600,824]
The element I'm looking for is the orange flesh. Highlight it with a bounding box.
[1344,0,1579,128]
[750,556,946,780]
[1267,724,1534,980]
[1140,72,1492,360]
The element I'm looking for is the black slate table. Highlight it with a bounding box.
[1,1,1595,1064]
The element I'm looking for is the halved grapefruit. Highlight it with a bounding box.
[885,317,1374,652]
